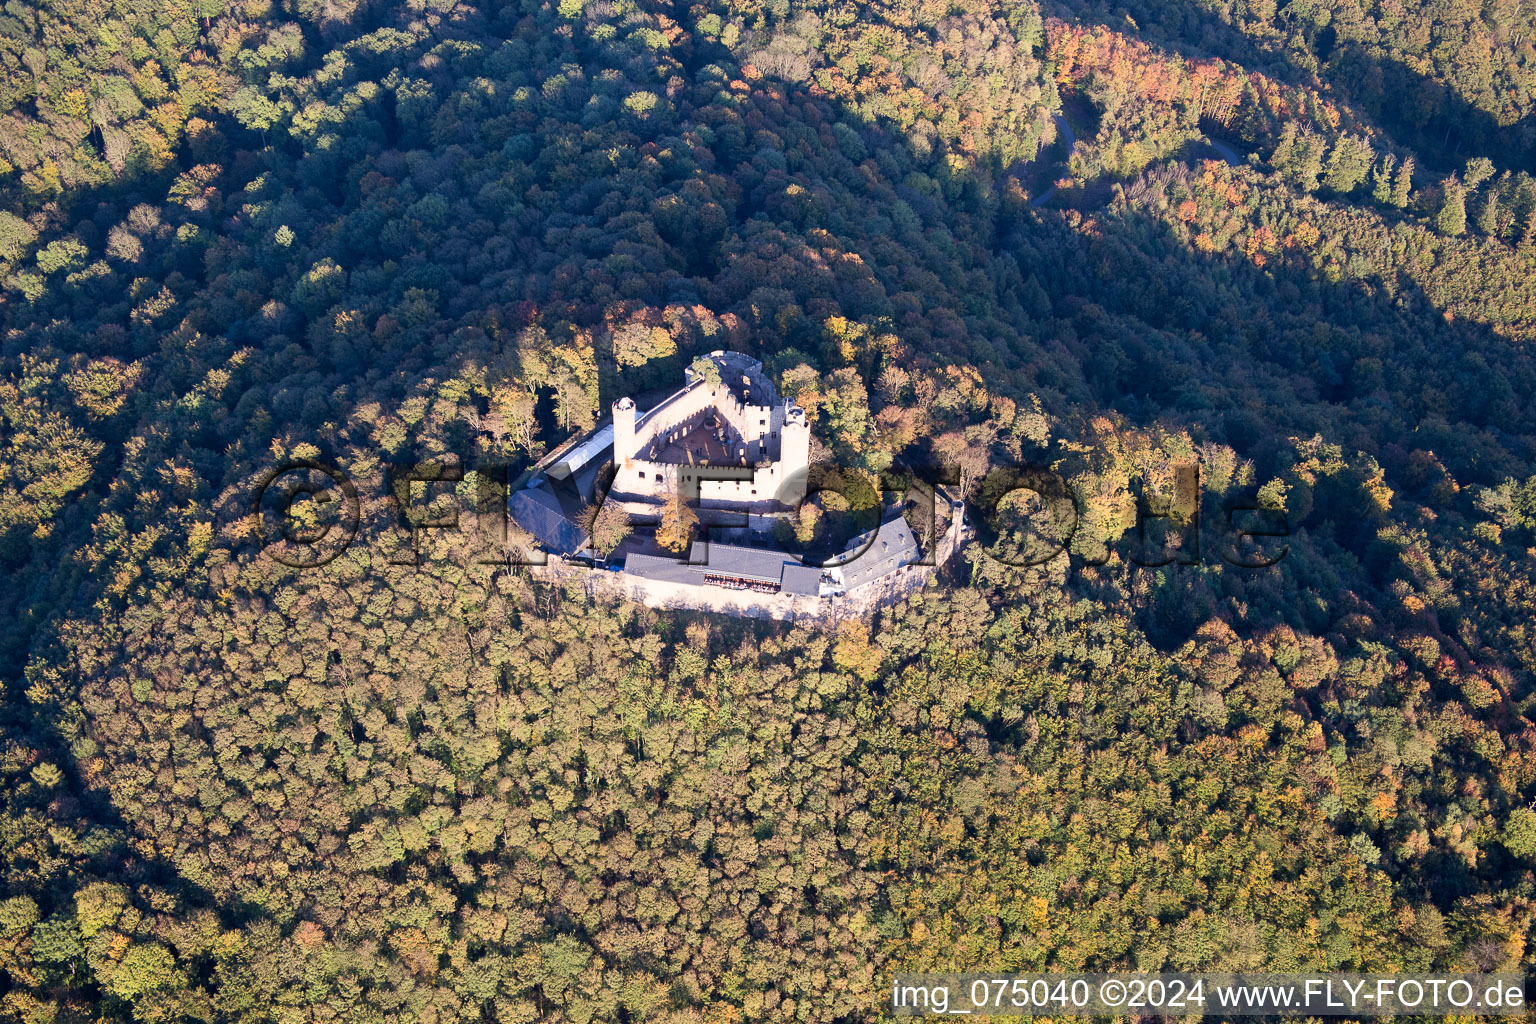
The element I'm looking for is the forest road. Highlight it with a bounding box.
[1205,136,1243,164]
[1029,114,1076,208]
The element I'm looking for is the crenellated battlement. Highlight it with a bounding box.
[607,351,808,511]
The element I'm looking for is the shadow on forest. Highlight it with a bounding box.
[7,0,1533,939]
[675,63,1529,905]
[1043,0,1536,173]
[1325,43,1536,173]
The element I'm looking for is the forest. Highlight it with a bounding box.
[1,0,1535,1017]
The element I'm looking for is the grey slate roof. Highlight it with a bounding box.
[623,538,825,594]
[621,549,697,584]
[620,515,918,595]
[779,562,824,595]
[692,540,801,581]
[832,516,920,590]
[510,481,589,555]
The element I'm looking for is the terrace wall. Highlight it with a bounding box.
[527,499,968,622]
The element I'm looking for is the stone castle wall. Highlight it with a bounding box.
[529,499,967,622]
[611,380,803,509]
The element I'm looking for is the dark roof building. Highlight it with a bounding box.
[618,513,920,597]
[828,516,920,590]
[624,539,826,596]
[510,480,589,556]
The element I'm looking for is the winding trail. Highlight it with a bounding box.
[1204,136,1243,165]
[1028,113,1076,208]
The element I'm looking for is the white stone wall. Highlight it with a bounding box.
[528,498,968,622]
[611,398,637,466]
[605,353,812,515]
[610,380,809,509]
